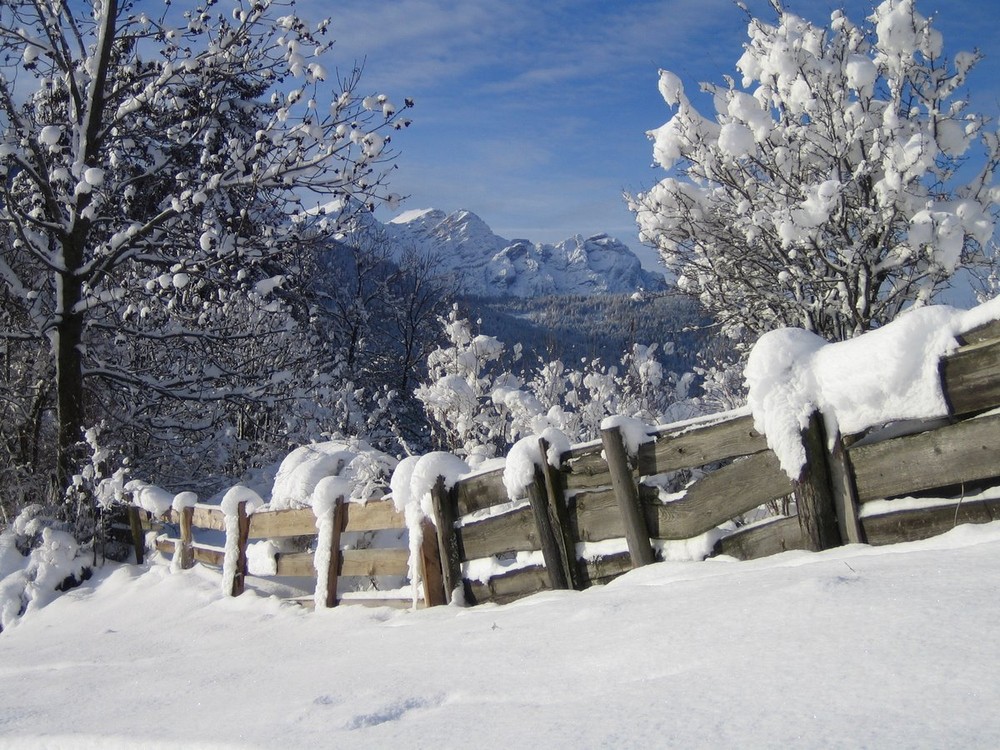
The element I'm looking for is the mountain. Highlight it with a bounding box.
[378,208,665,298]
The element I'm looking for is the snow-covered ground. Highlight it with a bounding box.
[3,523,1000,748]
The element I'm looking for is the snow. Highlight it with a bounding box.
[746,298,1000,478]
[125,480,174,517]
[270,440,394,510]
[246,541,279,577]
[502,428,573,500]
[4,524,1000,746]
[600,414,652,456]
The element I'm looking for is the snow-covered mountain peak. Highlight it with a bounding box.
[369,208,664,297]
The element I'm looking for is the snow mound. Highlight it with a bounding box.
[269,440,396,510]
[746,298,1000,478]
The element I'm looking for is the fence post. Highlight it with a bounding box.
[526,466,570,590]
[230,501,250,597]
[127,506,145,565]
[419,518,448,607]
[793,411,842,551]
[538,437,581,589]
[429,476,463,604]
[178,505,195,570]
[318,497,347,608]
[601,425,656,568]
[828,432,866,545]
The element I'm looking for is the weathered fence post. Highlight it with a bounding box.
[127,505,145,565]
[828,432,865,545]
[230,500,250,597]
[601,425,656,567]
[178,505,195,570]
[793,411,842,552]
[318,497,347,608]
[538,437,581,590]
[419,518,448,607]
[430,476,463,604]
[526,466,570,590]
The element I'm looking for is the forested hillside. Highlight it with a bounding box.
[466,292,713,373]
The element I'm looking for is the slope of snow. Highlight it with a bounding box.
[373,208,665,297]
[3,523,1000,747]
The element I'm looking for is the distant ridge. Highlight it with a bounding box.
[364,207,664,298]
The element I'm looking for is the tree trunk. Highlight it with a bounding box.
[55,269,85,492]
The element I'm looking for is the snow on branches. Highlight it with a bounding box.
[0,0,413,499]
[628,0,999,342]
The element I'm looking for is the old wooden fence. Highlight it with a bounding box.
[135,317,1000,609]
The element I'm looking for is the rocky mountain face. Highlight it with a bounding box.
[378,208,664,297]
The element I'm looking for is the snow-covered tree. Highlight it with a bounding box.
[0,0,412,507]
[628,0,999,342]
[416,309,698,463]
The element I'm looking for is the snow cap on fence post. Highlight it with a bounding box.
[312,476,350,609]
[389,452,469,607]
[220,485,262,597]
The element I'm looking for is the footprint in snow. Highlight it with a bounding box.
[344,694,444,730]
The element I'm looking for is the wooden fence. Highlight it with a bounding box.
[139,497,446,609]
[132,317,1000,609]
[427,316,1000,605]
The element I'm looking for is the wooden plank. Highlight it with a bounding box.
[569,487,626,543]
[341,548,410,578]
[562,445,612,491]
[455,505,540,560]
[526,466,570,590]
[941,337,1000,416]
[430,477,462,603]
[862,498,1000,546]
[828,432,865,544]
[154,537,227,568]
[539,437,582,590]
[571,451,793,543]
[419,518,447,607]
[713,516,805,560]
[155,538,176,555]
[640,413,769,474]
[248,501,405,541]
[649,450,794,540]
[454,467,508,516]
[850,414,1000,502]
[577,551,634,588]
[793,411,841,551]
[191,545,225,567]
[601,426,655,567]
[465,565,550,605]
[230,501,250,597]
[957,318,1000,346]
[275,551,315,577]
[248,507,316,539]
[191,504,226,532]
[345,500,406,532]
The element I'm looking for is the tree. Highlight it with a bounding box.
[628,0,999,342]
[0,0,412,508]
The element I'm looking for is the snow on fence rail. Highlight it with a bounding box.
[129,313,1000,609]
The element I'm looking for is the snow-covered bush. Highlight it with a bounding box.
[0,506,91,632]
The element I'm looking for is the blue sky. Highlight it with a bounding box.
[311,0,1000,269]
